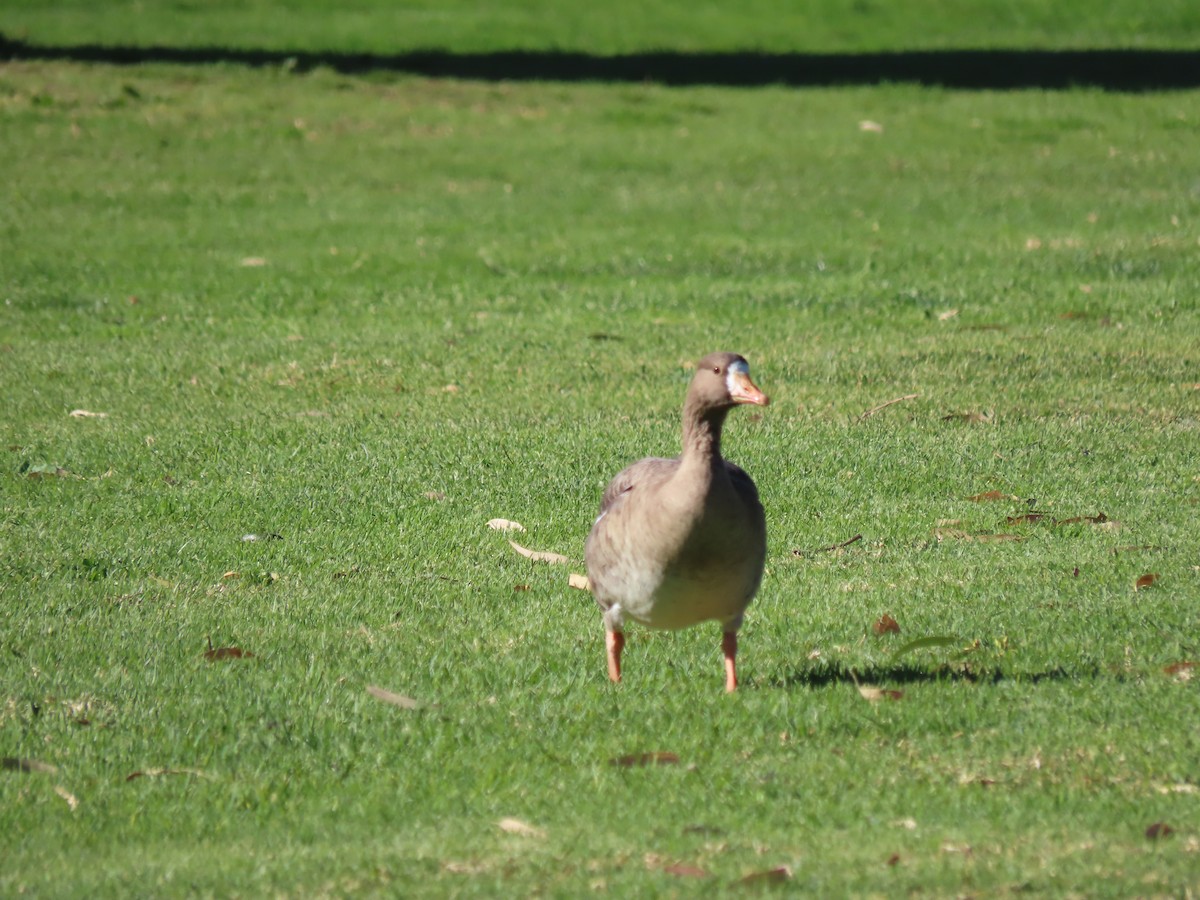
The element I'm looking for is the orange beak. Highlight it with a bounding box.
[729,370,770,406]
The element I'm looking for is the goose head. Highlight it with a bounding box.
[689,352,770,414]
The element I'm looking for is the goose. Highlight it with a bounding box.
[584,352,769,692]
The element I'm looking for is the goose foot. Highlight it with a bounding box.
[722,631,738,693]
[606,630,625,683]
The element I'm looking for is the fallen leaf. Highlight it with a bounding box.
[25,463,71,479]
[422,491,447,501]
[1154,782,1199,794]
[938,308,959,321]
[610,751,680,767]
[893,817,918,830]
[661,863,711,878]
[203,646,254,661]
[487,518,526,532]
[508,540,569,565]
[967,490,1011,502]
[959,773,998,787]
[68,409,108,419]
[859,120,884,133]
[1135,573,1159,591]
[1145,822,1174,840]
[54,785,79,810]
[1163,661,1196,682]
[873,614,901,635]
[1055,513,1109,526]
[2,757,58,774]
[498,817,546,838]
[886,853,901,866]
[568,572,591,591]
[738,866,792,885]
[941,842,972,855]
[366,684,423,709]
[933,527,971,542]
[858,685,904,702]
[240,256,267,267]
[513,583,530,592]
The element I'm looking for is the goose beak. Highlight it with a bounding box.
[729,370,770,407]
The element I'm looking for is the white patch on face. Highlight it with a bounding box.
[725,359,749,393]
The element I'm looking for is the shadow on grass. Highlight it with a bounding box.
[2,35,1198,91]
[772,661,1085,689]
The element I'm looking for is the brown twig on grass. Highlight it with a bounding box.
[856,393,918,423]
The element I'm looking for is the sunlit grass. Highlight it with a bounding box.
[1,38,1199,897]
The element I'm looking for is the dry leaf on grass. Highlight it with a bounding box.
[1135,573,1159,591]
[858,685,904,702]
[366,684,423,710]
[1145,822,1174,840]
[1056,512,1109,525]
[422,491,447,501]
[69,409,108,418]
[568,572,591,591]
[1154,782,1199,795]
[508,540,569,565]
[240,256,267,267]
[873,613,901,635]
[497,817,546,838]
[2,757,58,774]
[203,645,254,661]
[1163,661,1195,681]
[1006,513,1049,525]
[858,120,883,133]
[54,785,79,811]
[738,866,792,885]
[662,862,711,878]
[967,490,1013,502]
[487,518,525,532]
[610,751,680,767]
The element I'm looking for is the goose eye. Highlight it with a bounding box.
[712,366,721,374]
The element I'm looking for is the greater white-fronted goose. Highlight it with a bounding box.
[584,352,769,692]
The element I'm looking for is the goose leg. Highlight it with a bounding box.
[606,630,625,683]
[722,631,738,693]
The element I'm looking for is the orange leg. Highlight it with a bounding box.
[722,632,738,693]
[606,630,625,683]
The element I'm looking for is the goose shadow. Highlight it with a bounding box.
[768,661,1096,690]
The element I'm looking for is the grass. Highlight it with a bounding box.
[2,6,1200,895]
[3,0,1200,53]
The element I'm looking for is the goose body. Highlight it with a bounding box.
[584,352,769,691]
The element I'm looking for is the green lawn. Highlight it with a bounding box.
[3,0,1200,53]
[2,5,1199,896]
